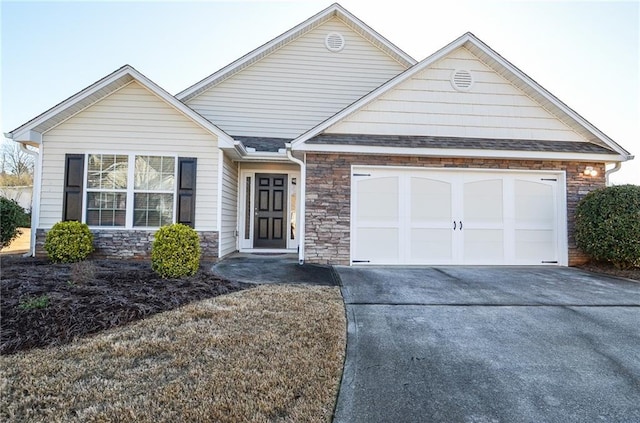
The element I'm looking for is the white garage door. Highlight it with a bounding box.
[351,167,565,265]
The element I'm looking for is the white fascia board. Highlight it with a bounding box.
[295,143,625,162]
[237,151,291,162]
[291,34,470,148]
[463,34,631,158]
[7,66,134,138]
[333,5,416,66]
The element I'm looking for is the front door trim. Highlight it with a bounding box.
[238,168,300,251]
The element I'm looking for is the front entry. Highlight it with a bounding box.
[254,173,288,248]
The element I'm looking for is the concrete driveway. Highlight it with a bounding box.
[333,267,640,423]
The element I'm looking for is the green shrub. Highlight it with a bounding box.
[0,197,28,248]
[44,221,94,263]
[575,184,640,269]
[151,223,201,278]
[17,210,31,228]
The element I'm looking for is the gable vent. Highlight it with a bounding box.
[325,32,345,52]
[451,69,474,91]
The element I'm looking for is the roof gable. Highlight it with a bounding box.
[176,3,416,102]
[7,65,235,148]
[324,46,585,142]
[184,15,411,139]
[292,32,631,160]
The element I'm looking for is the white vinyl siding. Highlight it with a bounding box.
[186,17,408,139]
[328,47,585,142]
[219,154,238,257]
[39,81,219,230]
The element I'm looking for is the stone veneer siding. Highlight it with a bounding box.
[35,229,219,261]
[304,153,605,266]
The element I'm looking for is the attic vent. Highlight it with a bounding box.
[451,69,474,91]
[325,32,345,52]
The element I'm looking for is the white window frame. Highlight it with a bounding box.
[85,154,129,228]
[83,153,178,229]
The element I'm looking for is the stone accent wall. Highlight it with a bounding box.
[35,229,219,261]
[304,153,605,266]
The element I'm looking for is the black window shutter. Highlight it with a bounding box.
[63,154,85,221]
[177,157,197,227]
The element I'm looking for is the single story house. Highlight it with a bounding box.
[6,3,633,266]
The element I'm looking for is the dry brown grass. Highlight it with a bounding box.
[1,284,346,422]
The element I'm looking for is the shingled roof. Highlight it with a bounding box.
[233,136,291,152]
[308,134,617,154]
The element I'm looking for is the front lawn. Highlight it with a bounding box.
[0,256,346,422]
[1,256,248,354]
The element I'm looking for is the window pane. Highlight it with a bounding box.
[135,156,175,191]
[87,154,128,190]
[133,193,173,228]
[86,191,126,227]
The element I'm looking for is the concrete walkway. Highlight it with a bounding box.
[211,253,339,285]
[333,266,640,423]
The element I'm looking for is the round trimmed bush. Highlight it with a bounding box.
[1,197,28,248]
[151,223,201,278]
[44,221,94,263]
[575,184,640,269]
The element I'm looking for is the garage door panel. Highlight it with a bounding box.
[515,229,556,263]
[410,228,454,263]
[464,229,504,263]
[463,179,503,224]
[515,180,555,227]
[356,228,400,263]
[356,176,399,222]
[411,177,452,222]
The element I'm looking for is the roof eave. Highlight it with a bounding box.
[294,143,627,162]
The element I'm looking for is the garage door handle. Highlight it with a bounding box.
[453,221,456,230]
[459,221,463,230]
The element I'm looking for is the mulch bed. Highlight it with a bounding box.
[0,255,249,355]
[575,261,640,282]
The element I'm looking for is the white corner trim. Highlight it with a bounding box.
[216,152,224,237]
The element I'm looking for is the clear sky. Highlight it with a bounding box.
[1,0,638,184]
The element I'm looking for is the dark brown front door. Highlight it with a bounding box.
[254,173,287,248]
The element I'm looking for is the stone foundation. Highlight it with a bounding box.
[304,153,605,266]
[35,229,219,261]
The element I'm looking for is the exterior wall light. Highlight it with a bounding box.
[583,166,598,177]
